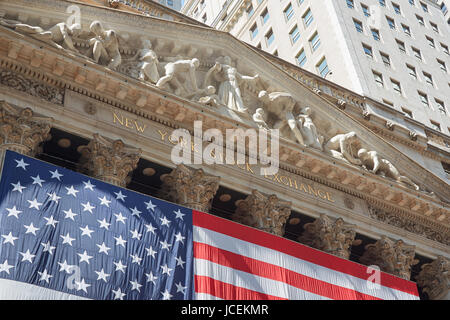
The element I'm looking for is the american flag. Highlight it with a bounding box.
[0,150,419,300]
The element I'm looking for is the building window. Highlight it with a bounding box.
[202,13,207,23]
[296,49,307,67]
[430,120,441,132]
[435,99,446,115]
[412,47,422,60]
[402,107,413,118]
[261,8,269,24]
[347,0,354,9]
[265,29,274,46]
[430,22,439,33]
[423,72,433,86]
[354,19,363,33]
[426,36,435,48]
[371,28,381,41]
[309,32,320,51]
[437,59,447,72]
[401,24,411,36]
[440,43,449,55]
[303,8,314,27]
[373,70,384,87]
[362,43,373,58]
[416,14,424,26]
[290,25,301,44]
[391,79,402,95]
[284,3,294,21]
[361,4,370,16]
[250,23,258,39]
[317,57,330,78]
[420,2,428,12]
[406,64,417,78]
[379,0,386,7]
[396,39,406,53]
[442,162,450,175]
[380,52,391,67]
[392,2,401,14]
[246,4,254,18]
[409,0,415,6]
[418,91,429,108]
[386,16,396,29]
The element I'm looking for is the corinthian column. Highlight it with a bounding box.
[359,236,418,280]
[416,256,450,300]
[77,133,141,187]
[298,214,356,259]
[0,101,52,169]
[159,164,220,212]
[232,189,292,236]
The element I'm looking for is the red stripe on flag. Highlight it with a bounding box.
[195,275,287,300]
[194,242,381,300]
[192,210,419,297]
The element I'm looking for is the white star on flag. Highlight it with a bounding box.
[81,202,95,213]
[130,206,142,217]
[160,264,173,276]
[175,256,186,269]
[49,169,63,181]
[130,279,143,292]
[130,253,142,265]
[30,174,45,187]
[97,242,111,255]
[2,232,18,246]
[145,246,157,258]
[80,225,94,238]
[46,192,61,203]
[63,208,78,221]
[175,232,186,244]
[161,289,173,300]
[78,250,93,264]
[60,232,75,246]
[114,190,127,201]
[114,235,127,248]
[6,206,22,219]
[11,181,26,193]
[160,240,172,251]
[83,180,95,191]
[38,269,52,283]
[27,198,42,210]
[75,279,91,294]
[23,222,39,235]
[173,209,185,220]
[145,271,158,285]
[19,250,36,263]
[65,185,79,197]
[145,223,156,234]
[97,218,111,230]
[145,200,157,211]
[112,288,126,300]
[113,260,127,273]
[41,241,56,255]
[98,196,111,207]
[95,268,110,282]
[160,216,171,227]
[44,215,59,228]
[15,158,29,170]
[130,229,142,240]
[58,260,73,273]
[114,212,127,224]
[0,260,14,274]
[175,282,187,294]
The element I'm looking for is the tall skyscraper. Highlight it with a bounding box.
[182,0,450,135]
[158,0,183,11]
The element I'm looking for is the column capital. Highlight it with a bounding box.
[233,189,291,236]
[160,164,220,212]
[0,101,52,156]
[360,236,418,280]
[77,133,141,187]
[298,214,356,259]
[416,256,450,300]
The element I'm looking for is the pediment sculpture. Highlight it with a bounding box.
[0,16,428,194]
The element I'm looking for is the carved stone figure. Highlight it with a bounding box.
[324,132,362,165]
[359,236,418,280]
[357,149,420,191]
[88,21,122,70]
[252,108,270,130]
[258,90,300,142]
[156,58,200,96]
[296,107,324,150]
[77,133,141,187]
[298,214,356,259]
[416,256,450,300]
[185,85,222,107]
[159,164,220,212]
[205,56,259,113]
[0,101,52,160]
[0,19,80,52]
[131,38,159,83]
[232,189,291,236]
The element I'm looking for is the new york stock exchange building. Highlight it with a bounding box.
[0,0,448,302]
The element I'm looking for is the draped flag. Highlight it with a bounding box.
[0,150,419,300]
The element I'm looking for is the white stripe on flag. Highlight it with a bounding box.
[0,279,90,300]
[194,226,418,300]
[195,258,330,300]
